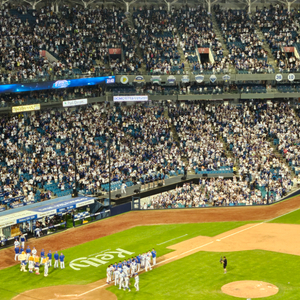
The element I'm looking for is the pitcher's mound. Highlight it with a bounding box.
[221,280,279,298]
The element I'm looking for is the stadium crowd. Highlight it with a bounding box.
[145,177,266,209]
[133,7,181,74]
[254,4,300,72]
[169,103,233,172]
[1,3,300,80]
[177,6,230,74]
[215,7,273,74]
[0,100,297,210]
[213,103,292,201]
[255,102,300,177]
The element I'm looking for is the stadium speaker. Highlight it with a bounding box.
[158,182,163,187]
[203,174,208,177]
[181,176,187,181]
[115,194,121,198]
[134,189,140,194]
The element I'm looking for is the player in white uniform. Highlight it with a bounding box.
[114,268,120,286]
[123,264,129,276]
[121,183,127,194]
[14,238,20,249]
[141,253,145,269]
[145,251,152,272]
[106,265,112,284]
[134,273,139,291]
[32,247,37,258]
[42,257,49,277]
[119,270,124,290]
[28,255,34,273]
[123,274,131,292]
[131,260,137,277]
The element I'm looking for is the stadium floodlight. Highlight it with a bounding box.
[278,0,297,12]
[237,0,259,14]
[163,0,178,12]
[23,0,42,10]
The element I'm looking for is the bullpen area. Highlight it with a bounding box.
[1,195,300,300]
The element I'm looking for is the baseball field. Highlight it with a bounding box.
[1,195,300,300]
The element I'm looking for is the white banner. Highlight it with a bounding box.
[113,95,148,102]
[75,199,95,208]
[63,99,88,107]
[37,209,57,218]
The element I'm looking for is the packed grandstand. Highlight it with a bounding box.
[0,0,300,212]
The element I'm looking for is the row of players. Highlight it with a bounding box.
[106,249,157,292]
[16,246,65,276]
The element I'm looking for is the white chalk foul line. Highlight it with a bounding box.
[157,234,188,245]
[219,205,300,242]
[218,222,264,241]
[63,205,300,298]
[77,284,107,297]
[267,206,300,223]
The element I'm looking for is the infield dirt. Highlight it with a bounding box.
[11,220,300,299]
[1,194,300,270]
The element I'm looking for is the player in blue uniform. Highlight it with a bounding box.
[47,250,52,267]
[127,258,132,268]
[54,251,59,268]
[26,246,31,262]
[20,234,26,248]
[59,253,65,269]
[14,246,20,261]
[151,248,157,266]
[112,262,117,280]
[118,261,123,269]
[136,255,141,272]
[40,249,45,264]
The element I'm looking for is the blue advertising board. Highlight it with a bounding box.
[29,196,95,214]
[2,196,25,204]
[17,214,37,224]
[0,76,115,94]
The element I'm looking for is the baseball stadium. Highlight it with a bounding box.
[2,0,300,299]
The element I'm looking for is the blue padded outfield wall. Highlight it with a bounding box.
[110,202,131,217]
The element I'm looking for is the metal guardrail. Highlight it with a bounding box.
[34,221,67,238]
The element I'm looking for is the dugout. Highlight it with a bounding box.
[0,196,97,247]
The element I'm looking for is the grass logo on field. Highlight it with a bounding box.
[69,248,134,271]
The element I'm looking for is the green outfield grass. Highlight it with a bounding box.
[108,250,300,300]
[269,207,300,224]
[0,221,252,300]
